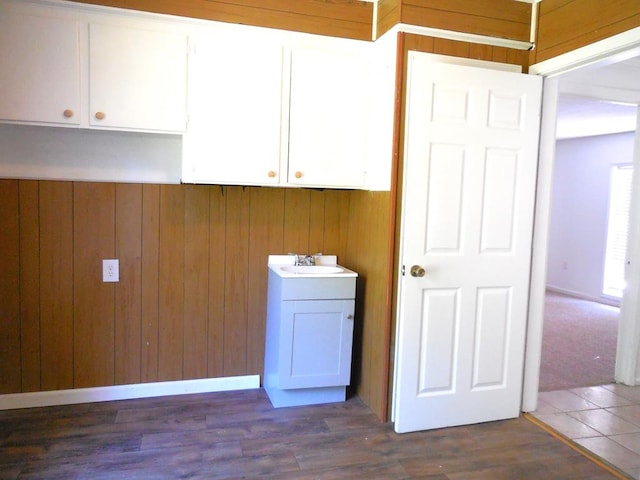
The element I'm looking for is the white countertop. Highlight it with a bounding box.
[268,255,358,278]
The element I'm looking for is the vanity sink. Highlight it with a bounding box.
[268,254,357,278]
[265,254,358,408]
[281,265,344,274]
[268,254,357,281]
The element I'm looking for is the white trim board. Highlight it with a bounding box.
[397,23,533,51]
[0,375,260,411]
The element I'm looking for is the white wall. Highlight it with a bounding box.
[546,131,636,303]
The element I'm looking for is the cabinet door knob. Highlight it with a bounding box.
[95,111,106,120]
[268,170,277,178]
[347,314,354,320]
[63,109,74,118]
[295,171,303,179]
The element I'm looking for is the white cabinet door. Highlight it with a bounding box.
[277,299,355,389]
[0,11,80,125]
[288,46,370,188]
[88,23,188,132]
[182,39,285,185]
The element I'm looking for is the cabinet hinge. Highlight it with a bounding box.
[401,265,405,276]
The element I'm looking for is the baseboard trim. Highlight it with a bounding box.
[0,375,260,411]
[546,286,620,307]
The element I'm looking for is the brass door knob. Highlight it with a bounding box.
[268,170,277,178]
[63,109,74,118]
[95,111,106,120]
[294,171,303,179]
[410,265,426,277]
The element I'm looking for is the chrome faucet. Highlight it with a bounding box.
[289,253,304,266]
[288,253,319,266]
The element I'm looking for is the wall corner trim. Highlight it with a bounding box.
[0,375,261,411]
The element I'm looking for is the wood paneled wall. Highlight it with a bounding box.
[0,179,393,420]
[400,0,531,42]
[344,190,394,420]
[533,0,640,64]
[67,0,374,40]
[66,0,533,43]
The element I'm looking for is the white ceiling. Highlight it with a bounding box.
[556,56,639,139]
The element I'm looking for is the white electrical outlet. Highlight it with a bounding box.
[103,259,119,282]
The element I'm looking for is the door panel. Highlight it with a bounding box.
[481,150,518,251]
[394,52,542,433]
[425,145,465,252]
[418,289,458,394]
[473,287,511,388]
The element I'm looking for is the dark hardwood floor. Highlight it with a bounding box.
[0,388,619,479]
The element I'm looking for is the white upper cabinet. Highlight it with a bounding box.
[88,23,188,133]
[288,45,370,188]
[182,36,285,185]
[0,2,188,133]
[0,11,81,125]
[0,0,395,189]
[183,35,377,190]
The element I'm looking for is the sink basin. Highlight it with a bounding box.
[268,255,357,278]
[281,265,344,274]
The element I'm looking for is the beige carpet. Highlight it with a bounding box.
[539,291,620,392]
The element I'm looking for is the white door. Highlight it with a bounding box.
[393,52,542,434]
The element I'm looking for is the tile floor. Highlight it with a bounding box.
[533,384,640,478]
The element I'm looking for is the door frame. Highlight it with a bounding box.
[522,27,640,411]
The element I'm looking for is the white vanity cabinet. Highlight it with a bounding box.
[0,11,81,126]
[182,37,286,185]
[287,45,370,188]
[88,23,188,133]
[264,259,357,408]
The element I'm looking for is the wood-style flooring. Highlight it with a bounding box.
[0,389,618,479]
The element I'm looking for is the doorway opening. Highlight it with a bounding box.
[529,51,640,477]
[536,54,638,393]
[539,129,636,393]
